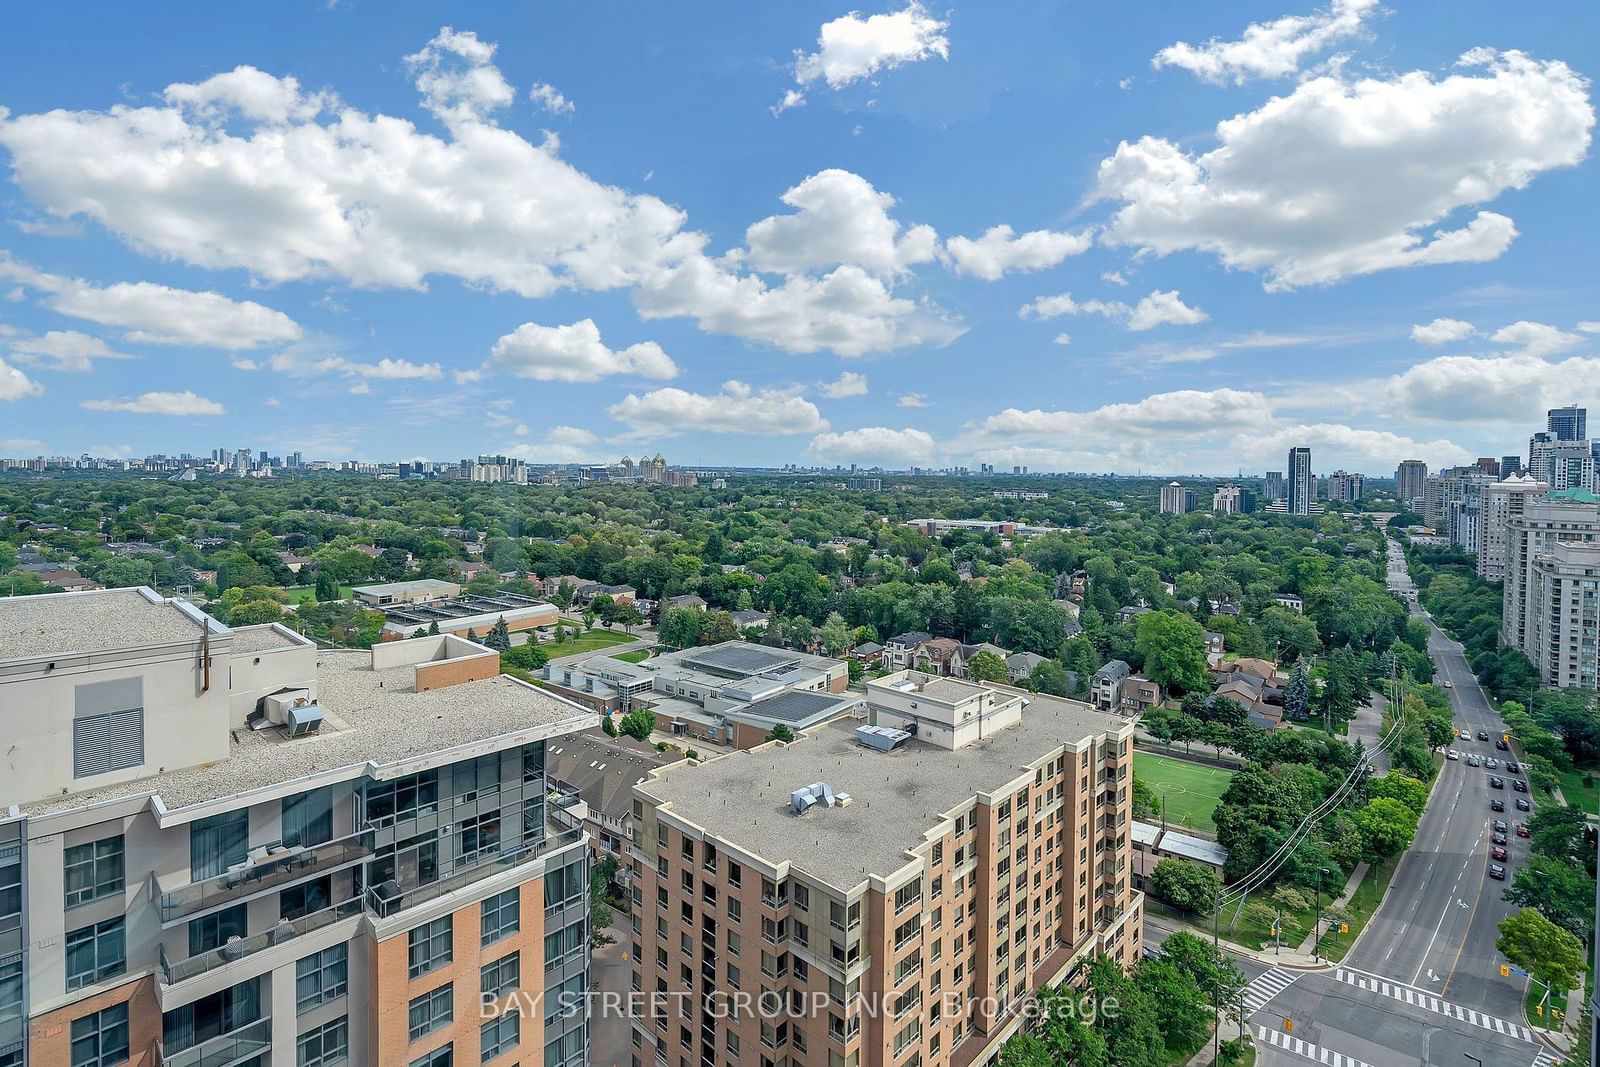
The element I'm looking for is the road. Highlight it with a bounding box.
[1241,529,1555,1066]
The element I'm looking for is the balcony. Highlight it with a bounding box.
[162,1019,272,1067]
[368,828,583,919]
[159,898,363,987]
[155,833,373,926]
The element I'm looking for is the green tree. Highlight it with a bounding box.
[966,649,1011,684]
[314,569,339,601]
[1134,611,1209,694]
[601,714,617,736]
[819,612,851,657]
[658,608,703,650]
[1504,855,1596,943]
[1355,797,1418,862]
[1497,907,1587,994]
[1284,663,1311,720]
[1367,773,1429,816]
[767,724,796,743]
[483,616,512,652]
[1147,859,1220,915]
[618,709,656,742]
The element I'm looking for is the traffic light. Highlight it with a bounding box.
[1500,964,1510,977]
[1284,1019,1294,1033]
[1536,1004,1544,1017]
[1339,922,1349,934]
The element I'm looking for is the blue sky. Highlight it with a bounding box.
[0,0,1594,474]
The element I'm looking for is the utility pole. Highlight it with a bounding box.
[1313,867,1329,964]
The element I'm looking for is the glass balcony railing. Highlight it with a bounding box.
[159,898,363,987]
[366,829,582,919]
[156,833,373,924]
[162,1018,272,1067]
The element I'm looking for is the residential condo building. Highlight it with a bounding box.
[0,587,594,1067]
[1396,460,1428,508]
[1325,471,1364,503]
[1477,474,1550,582]
[1158,482,1196,515]
[1502,498,1600,658]
[1263,472,1285,502]
[1211,483,1256,515]
[628,672,1142,1067]
[1524,540,1600,689]
[1286,448,1314,516]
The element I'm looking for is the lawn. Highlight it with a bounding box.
[1134,752,1233,833]
[1558,766,1599,815]
[277,584,354,603]
[1524,981,1566,1031]
[548,628,638,657]
[611,649,650,663]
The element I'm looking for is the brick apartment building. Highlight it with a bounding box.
[627,670,1142,1067]
[0,587,594,1067]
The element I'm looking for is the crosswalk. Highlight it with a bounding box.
[1255,1025,1377,1067]
[1532,1048,1563,1067]
[1242,967,1300,1016]
[1332,966,1535,1042]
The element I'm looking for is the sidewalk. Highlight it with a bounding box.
[1289,862,1366,957]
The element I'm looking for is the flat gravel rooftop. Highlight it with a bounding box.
[0,587,203,661]
[640,694,1126,890]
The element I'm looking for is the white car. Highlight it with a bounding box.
[1443,680,1454,688]
[1460,730,1472,740]
[1446,749,1460,761]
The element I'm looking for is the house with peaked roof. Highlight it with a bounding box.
[884,631,933,670]
[1006,651,1046,684]
[1091,659,1131,712]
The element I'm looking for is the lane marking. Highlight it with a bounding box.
[1333,966,1536,1043]
[1242,967,1301,1016]
[1254,1025,1378,1067]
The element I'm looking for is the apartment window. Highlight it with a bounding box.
[543,858,585,909]
[64,835,124,908]
[163,978,261,1054]
[298,1016,349,1067]
[523,794,547,842]
[895,878,922,913]
[297,944,349,1014]
[727,962,741,989]
[457,812,501,862]
[545,922,585,968]
[365,770,440,824]
[481,1013,519,1061]
[411,1047,453,1067]
[454,753,502,801]
[72,679,143,779]
[408,984,454,1041]
[70,1003,129,1067]
[66,917,125,990]
[728,861,742,887]
[482,952,520,1000]
[0,861,17,948]
[793,883,810,909]
[281,875,332,921]
[0,957,20,1032]
[282,786,334,848]
[371,831,439,891]
[522,740,546,782]
[190,809,249,880]
[727,896,742,922]
[188,903,247,956]
[481,888,520,945]
[409,917,453,979]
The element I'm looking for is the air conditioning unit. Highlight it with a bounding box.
[285,704,323,737]
[264,689,313,726]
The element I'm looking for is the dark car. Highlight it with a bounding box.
[1489,776,1505,789]
[1513,779,1528,792]
[1492,845,1508,861]
[1493,819,1508,832]
[1478,730,1491,741]
[1506,761,1521,773]
[1491,798,1505,811]
[1496,738,1510,751]
[1493,831,1509,845]
[1516,822,1531,838]
[1516,798,1531,811]
[1489,863,1507,880]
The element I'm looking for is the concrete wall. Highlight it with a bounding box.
[226,635,317,728]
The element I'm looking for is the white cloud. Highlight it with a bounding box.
[0,359,43,400]
[0,254,303,349]
[405,27,515,126]
[1052,333,1071,346]
[9,330,132,372]
[513,423,529,436]
[779,1,949,112]
[497,425,603,463]
[232,357,261,371]
[486,319,678,382]
[528,83,574,114]
[82,390,225,415]
[347,381,371,395]
[743,169,937,278]
[969,388,1273,445]
[1018,291,1129,321]
[819,371,869,399]
[1578,321,1600,334]
[0,437,43,450]
[0,36,959,359]
[1153,0,1379,85]
[1097,50,1594,290]
[808,426,936,466]
[942,225,1093,281]
[1127,290,1208,331]
[1411,317,1477,345]
[1230,423,1472,470]
[269,347,443,380]
[608,380,827,436]
[1385,352,1600,425]
[1101,271,1128,287]
[1488,320,1583,357]
[897,392,930,408]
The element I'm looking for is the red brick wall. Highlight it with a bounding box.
[28,976,159,1067]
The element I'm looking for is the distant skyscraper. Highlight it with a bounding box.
[1500,455,1522,477]
[1159,481,1196,514]
[1213,483,1256,514]
[1396,460,1428,507]
[1327,470,1364,502]
[1264,471,1285,500]
[1548,405,1587,441]
[1287,447,1314,515]
[1475,457,1500,477]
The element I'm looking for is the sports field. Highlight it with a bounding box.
[1134,752,1233,833]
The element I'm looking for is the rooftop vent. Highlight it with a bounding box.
[789,781,837,815]
[285,704,323,738]
[263,689,313,726]
[856,725,912,751]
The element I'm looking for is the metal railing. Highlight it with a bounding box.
[156,834,372,924]
[367,829,582,919]
[159,899,362,986]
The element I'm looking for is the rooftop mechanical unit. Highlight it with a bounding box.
[790,781,851,814]
[855,724,913,751]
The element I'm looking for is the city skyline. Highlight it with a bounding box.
[0,3,1595,473]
